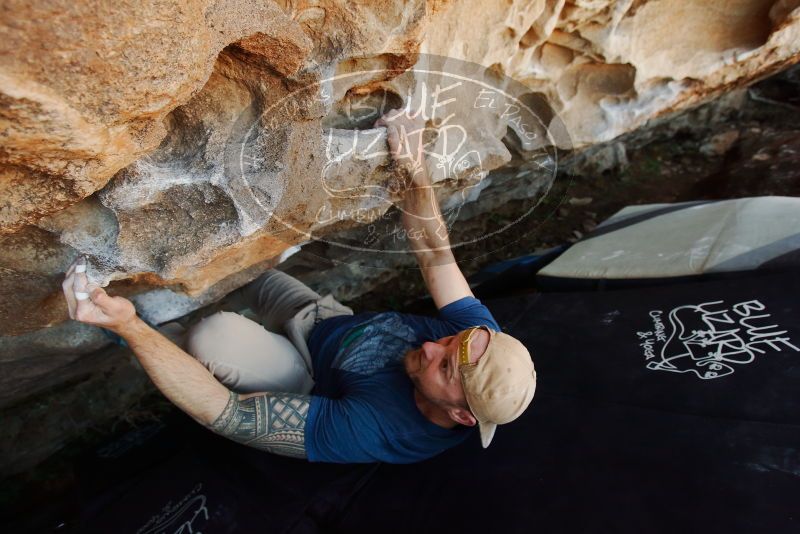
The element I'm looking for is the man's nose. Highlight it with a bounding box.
[421,341,442,363]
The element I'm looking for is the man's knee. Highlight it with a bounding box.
[186,311,313,394]
[242,270,322,332]
[186,311,240,364]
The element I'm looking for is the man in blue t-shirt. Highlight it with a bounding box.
[62,110,537,464]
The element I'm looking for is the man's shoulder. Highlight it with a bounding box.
[438,295,496,320]
[336,296,498,334]
[307,373,472,463]
[399,296,500,339]
[350,298,501,350]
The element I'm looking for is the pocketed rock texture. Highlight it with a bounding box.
[1,2,799,413]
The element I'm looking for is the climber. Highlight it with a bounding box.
[62,109,537,463]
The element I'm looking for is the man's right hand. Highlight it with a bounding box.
[375,109,429,185]
[62,257,136,333]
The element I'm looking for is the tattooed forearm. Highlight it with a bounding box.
[209,390,310,459]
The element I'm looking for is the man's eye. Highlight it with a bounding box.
[442,360,448,369]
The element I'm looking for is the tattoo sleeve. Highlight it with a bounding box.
[209,390,310,459]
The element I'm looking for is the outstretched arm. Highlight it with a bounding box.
[63,258,309,458]
[377,111,473,309]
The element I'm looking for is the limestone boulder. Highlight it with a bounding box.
[0,0,426,234]
[425,0,800,145]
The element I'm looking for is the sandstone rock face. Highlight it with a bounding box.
[426,0,800,145]
[1,0,799,413]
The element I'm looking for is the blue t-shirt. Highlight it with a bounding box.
[305,296,500,463]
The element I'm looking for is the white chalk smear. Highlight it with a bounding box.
[75,292,90,301]
[75,265,86,273]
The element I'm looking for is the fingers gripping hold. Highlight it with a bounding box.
[375,108,431,186]
[73,269,93,322]
[73,265,90,299]
[386,126,402,158]
[63,257,137,329]
[64,256,101,320]
[62,258,82,319]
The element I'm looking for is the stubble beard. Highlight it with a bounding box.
[403,347,457,413]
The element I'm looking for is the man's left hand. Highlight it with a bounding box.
[62,257,136,333]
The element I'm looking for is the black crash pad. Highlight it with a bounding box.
[74,270,800,533]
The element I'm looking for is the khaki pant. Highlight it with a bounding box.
[186,270,353,394]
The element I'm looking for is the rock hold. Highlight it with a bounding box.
[700,130,742,156]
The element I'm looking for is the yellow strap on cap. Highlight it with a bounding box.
[458,326,481,367]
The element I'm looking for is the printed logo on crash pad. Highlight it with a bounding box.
[636,300,799,380]
[136,483,209,534]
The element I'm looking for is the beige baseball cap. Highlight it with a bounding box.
[459,327,537,448]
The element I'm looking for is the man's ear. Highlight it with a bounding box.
[447,407,477,427]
